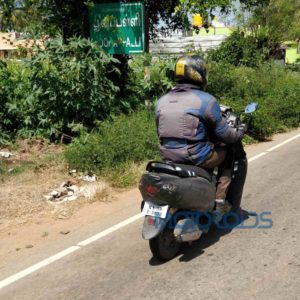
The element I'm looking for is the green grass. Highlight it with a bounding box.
[0,152,65,181]
[102,161,148,188]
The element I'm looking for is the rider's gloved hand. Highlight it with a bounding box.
[237,123,248,136]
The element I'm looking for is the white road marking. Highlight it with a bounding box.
[77,213,144,246]
[0,132,299,290]
[247,152,268,162]
[0,246,80,290]
[266,134,300,152]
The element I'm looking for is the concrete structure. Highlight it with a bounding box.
[150,19,230,54]
[0,32,43,59]
[193,19,233,37]
[150,34,227,54]
[0,33,17,59]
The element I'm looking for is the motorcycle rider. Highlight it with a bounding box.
[155,55,246,215]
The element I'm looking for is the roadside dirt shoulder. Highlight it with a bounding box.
[0,188,140,273]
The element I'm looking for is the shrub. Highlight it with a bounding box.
[1,37,299,182]
[286,62,300,73]
[27,37,120,136]
[65,109,159,174]
[208,62,300,139]
[0,60,33,144]
[0,37,124,144]
[65,57,300,182]
[126,54,175,103]
[206,61,236,99]
[207,31,264,67]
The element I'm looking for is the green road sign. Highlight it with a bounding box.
[89,2,146,55]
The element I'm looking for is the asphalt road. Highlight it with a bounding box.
[1,130,300,300]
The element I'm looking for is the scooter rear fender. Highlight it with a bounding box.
[142,213,171,240]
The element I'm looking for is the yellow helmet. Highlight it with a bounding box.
[175,55,208,89]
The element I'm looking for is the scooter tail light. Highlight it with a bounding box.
[147,216,155,225]
[146,185,158,196]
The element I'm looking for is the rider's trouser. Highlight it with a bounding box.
[200,147,232,200]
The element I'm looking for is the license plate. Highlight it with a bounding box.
[142,202,169,219]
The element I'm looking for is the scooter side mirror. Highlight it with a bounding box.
[244,102,258,114]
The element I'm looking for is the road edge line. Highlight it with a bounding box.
[0,246,80,290]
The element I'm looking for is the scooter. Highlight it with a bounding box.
[139,102,258,261]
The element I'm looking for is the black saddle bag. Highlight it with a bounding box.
[139,162,215,211]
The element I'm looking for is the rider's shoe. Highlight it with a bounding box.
[214,199,232,223]
[231,207,249,221]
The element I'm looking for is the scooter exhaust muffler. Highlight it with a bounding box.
[174,218,202,243]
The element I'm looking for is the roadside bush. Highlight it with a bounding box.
[65,109,159,174]
[0,37,124,144]
[65,57,300,181]
[208,62,300,139]
[1,36,299,186]
[286,62,300,73]
[207,31,264,67]
[126,54,175,103]
[28,37,120,136]
[0,60,32,144]
[206,61,236,98]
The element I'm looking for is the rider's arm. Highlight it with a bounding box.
[204,97,244,144]
[155,99,161,136]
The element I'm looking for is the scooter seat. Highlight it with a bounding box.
[146,161,212,182]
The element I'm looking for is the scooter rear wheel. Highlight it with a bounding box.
[149,228,180,261]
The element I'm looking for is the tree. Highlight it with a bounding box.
[145,0,184,38]
[176,0,232,28]
[0,0,24,31]
[0,0,48,33]
[240,0,300,49]
[1,0,234,39]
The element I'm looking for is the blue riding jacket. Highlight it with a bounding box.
[155,83,243,165]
